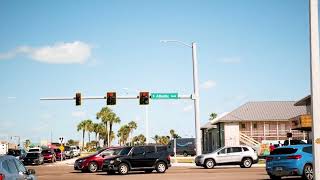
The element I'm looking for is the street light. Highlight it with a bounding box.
[161,40,202,156]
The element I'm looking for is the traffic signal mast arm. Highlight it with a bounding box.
[40,94,192,100]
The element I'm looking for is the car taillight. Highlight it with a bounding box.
[287,155,302,159]
[266,157,273,161]
[0,173,5,180]
[167,155,171,161]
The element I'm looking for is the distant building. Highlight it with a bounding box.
[201,101,307,154]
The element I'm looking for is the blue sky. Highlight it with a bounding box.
[0,0,312,144]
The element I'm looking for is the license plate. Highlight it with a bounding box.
[276,167,283,171]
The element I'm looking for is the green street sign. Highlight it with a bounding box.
[151,93,178,99]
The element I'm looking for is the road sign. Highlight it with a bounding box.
[151,93,178,99]
[59,145,64,152]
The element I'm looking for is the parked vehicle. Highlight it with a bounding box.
[70,146,81,157]
[23,152,44,165]
[266,145,313,180]
[74,147,119,173]
[0,155,37,180]
[102,145,171,175]
[64,146,74,159]
[167,138,196,157]
[195,146,259,169]
[41,149,56,163]
[7,149,27,160]
[54,149,66,160]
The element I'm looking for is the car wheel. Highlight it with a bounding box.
[241,158,252,168]
[303,164,314,180]
[269,175,281,180]
[155,162,167,173]
[118,163,129,175]
[183,152,188,157]
[88,162,98,173]
[204,159,215,169]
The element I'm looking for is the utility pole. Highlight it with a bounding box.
[309,0,320,179]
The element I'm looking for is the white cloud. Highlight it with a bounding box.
[0,41,91,64]
[219,57,241,64]
[71,111,86,118]
[200,80,217,89]
[183,105,193,112]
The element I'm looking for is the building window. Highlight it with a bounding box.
[253,123,257,129]
[241,123,246,129]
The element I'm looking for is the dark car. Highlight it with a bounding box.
[41,149,56,163]
[167,138,196,156]
[23,152,44,165]
[7,149,27,160]
[74,147,120,173]
[0,155,36,180]
[102,145,171,175]
[54,149,66,160]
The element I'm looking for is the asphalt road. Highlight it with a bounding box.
[27,165,304,180]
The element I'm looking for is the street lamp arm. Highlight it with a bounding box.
[160,40,192,48]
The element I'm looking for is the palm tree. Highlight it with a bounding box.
[96,107,113,146]
[128,121,137,145]
[93,123,104,141]
[117,125,130,145]
[25,139,31,149]
[209,113,218,120]
[108,113,120,146]
[77,121,87,150]
[152,135,160,144]
[169,129,175,140]
[84,119,94,143]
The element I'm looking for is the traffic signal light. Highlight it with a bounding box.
[107,92,116,105]
[75,93,81,106]
[139,92,149,105]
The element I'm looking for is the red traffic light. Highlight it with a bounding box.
[107,92,116,105]
[139,92,149,105]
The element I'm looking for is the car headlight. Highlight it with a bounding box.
[110,160,114,164]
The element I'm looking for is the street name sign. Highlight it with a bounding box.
[151,93,178,99]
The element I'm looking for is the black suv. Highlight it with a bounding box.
[102,145,171,175]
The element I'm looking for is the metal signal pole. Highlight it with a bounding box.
[309,0,320,179]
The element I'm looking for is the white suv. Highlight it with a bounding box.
[195,146,258,169]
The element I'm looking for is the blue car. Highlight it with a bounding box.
[266,144,313,180]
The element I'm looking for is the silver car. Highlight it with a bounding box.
[195,146,258,169]
[0,155,36,180]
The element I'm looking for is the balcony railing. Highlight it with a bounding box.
[241,130,305,138]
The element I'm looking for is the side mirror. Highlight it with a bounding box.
[101,154,106,158]
[27,169,36,175]
[217,152,220,155]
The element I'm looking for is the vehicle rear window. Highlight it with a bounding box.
[28,149,39,152]
[242,147,249,151]
[302,146,312,154]
[156,146,167,152]
[270,148,298,155]
[26,153,40,157]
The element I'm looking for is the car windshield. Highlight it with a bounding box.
[64,146,70,151]
[29,149,40,152]
[54,149,61,153]
[210,147,224,154]
[42,150,52,154]
[270,148,298,155]
[26,153,39,158]
[8,150,20,156]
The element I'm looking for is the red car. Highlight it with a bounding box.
[41,149,56,163]
[74,147,121,173]
[54,148,66,160]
